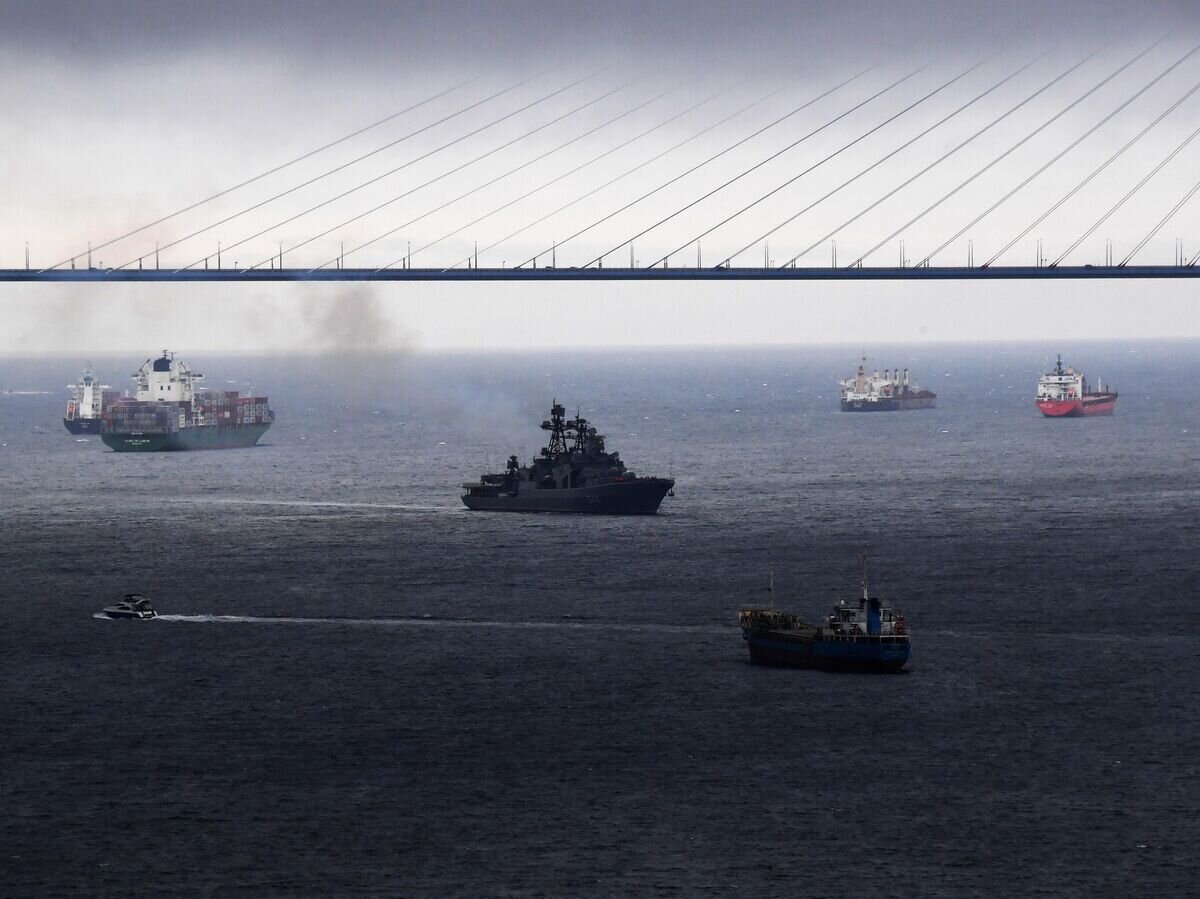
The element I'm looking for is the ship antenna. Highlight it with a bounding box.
[768,564,775,610]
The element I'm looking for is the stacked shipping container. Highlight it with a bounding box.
[102,392,273,434]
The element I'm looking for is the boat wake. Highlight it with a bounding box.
[173,498,452,513]
[155,613,725,635]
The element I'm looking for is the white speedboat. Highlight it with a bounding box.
[101,594,158,620]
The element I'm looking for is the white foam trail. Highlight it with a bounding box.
[170,498,451,513]
[156,614,726,635]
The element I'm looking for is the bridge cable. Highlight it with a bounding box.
[389,82,741,268]
[653,55,995,269]
[713,50,1043,267]
[1053,115,1200,265]
[174,69,609,271]
[42,74,480,272]
[511,67,873,269]
[171,69,600,271]
[1121,176,1200,265]
[921,44,1200,265]
[848,39,1164,267]
[432,82,787,271]
[586,65,927,269]
[243,72,638,270]
[113,70,555,270]
[986,70,1200,266]
[307,78,682,270]
[390,83,745,270]
[775,46,1106,269]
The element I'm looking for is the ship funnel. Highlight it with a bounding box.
[903,368,909,386]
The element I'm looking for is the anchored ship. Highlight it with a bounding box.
[839,356,936,412]
[461,401,674,514]
[64,365,117,434]
[738,556,911,672]
[100,351,274,452]
[1035,355,1117,417]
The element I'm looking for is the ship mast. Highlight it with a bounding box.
[542,400,570,456]
[859,551,870,602]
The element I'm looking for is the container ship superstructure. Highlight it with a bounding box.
[461,401,674,514]
[839,356,936,412]
[1035,355,1117,417]
[100,351,273,452]
[64,365,117,434]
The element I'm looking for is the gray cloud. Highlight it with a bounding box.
[7,1,1198,69]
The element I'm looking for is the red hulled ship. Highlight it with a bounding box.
[1035,355,1117,417]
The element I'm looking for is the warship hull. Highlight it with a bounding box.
[462,478,672,514]
[742,630,910,672]
[101,422,271,452]
[63,418,102,434]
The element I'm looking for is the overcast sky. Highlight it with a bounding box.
[3,0,1200,352]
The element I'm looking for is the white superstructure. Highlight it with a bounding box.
[65,365,110,420]
[133,351,203,404]
[1036,355,1092,401]
[839,355,914,402]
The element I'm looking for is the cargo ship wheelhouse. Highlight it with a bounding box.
[64,365,115,434]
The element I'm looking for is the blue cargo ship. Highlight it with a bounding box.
[739,557,910,672]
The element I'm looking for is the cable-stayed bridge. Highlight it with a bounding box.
[8,41,1200,283]
[3,265,1197,282]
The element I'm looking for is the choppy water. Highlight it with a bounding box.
[2,344,1198,896]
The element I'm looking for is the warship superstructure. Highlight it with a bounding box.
[840,356,936,412]
[64,365,116,434]
[461,401,674,514]
[100,351,273,452]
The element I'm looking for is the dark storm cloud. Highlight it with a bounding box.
[6,0,1198,69]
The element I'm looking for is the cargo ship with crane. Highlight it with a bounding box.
[738,555,911,672]
[839,356,936,411]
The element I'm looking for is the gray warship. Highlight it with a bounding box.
[461,401,674,514]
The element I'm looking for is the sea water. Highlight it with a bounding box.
[1,343,1197,896]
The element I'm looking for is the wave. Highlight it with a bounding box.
[155,613,725,635]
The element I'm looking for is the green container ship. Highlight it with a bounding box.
[100,351,273,453]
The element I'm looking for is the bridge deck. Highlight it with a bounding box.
[2,265,1198,282]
